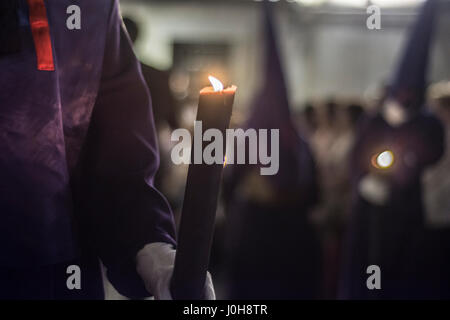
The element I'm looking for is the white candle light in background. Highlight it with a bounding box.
[374,150,394,169]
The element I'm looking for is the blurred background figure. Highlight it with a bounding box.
[311,100,340,173]
[425,82,450,227]
[422,81,450,298]
[310,100,365,299]
[296,102,318,139]
[339,0,445,299]
[222,5,321,300]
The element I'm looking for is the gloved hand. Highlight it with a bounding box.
[358,173,390,206]
[136,242,216,300]
[382,99,409,127]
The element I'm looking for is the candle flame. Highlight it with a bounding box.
[208,75,224,92]
[375,150,394,169]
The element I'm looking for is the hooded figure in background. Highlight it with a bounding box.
[223,5,321,299]
[0,0,214,300]
[340,0,445,299]
[422,82,450,299]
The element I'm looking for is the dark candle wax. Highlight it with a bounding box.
[171,85,236,300]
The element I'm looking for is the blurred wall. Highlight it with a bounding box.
[120,0,450,110]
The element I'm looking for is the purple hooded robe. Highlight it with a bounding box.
[0,0,176,298]
[339,0,445,299]
[223,5,321,299]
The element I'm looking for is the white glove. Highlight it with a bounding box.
[382,99,409,127]
[358,173,390,206]
[136,242,216,300]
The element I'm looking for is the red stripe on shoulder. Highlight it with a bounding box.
[27,0,55,71]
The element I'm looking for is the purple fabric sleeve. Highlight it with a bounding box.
[77,0,176,298]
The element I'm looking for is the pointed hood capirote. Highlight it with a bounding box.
[388,0,439,110]
[246,4,291,131]
[240,4,316,192]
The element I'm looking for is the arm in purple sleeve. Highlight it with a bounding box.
[80,0,176,298]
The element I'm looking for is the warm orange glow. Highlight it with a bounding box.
[223,155,227,168]
[200,85,237,95]
[208,75,224,92]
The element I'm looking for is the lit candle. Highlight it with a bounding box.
[371,150,395,170]
[171,76,237,300]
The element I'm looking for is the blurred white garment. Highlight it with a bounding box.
[358,173,390,206]
[382,99,409,127]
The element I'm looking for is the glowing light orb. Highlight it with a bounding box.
[376,150,394,169]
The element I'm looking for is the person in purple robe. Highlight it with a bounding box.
[339,0,445,299]
[0,0,213,300]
